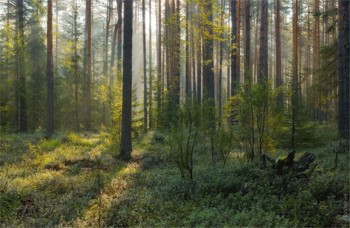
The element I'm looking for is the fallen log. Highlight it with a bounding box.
[262,151,316,175]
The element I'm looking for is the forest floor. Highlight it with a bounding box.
[0,131,349,227]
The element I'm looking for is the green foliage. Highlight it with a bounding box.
[0,132,349,227]
[38,139,61,151]
[226,81,284,160]
[168,125,199,179]
[0,191,22,223]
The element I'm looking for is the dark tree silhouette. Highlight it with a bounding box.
[120,0,133,160]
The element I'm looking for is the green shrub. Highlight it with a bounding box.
[0,191,22,223]
[39,138,61,151]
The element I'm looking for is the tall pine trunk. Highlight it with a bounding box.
[16,0,28,132]
[338,0,350,140]
[83,0,92,130]
[120,0,133,160]
[231,0,239,96]
[202,0,214,100]
[157,0,162,126]
[275,0,283,109]
[185,1,191,98]
[46,0,54,137]
[258,0,268,82]
[142,0,147,132]
[149,0,154,128]
[244,0,251,83]
[292,0,299,149]
[117,0,123,74]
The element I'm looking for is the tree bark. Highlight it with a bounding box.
[142,0,147,132]
[244,0,251,83]
[292,0,299,149]
[149,0,154,128]
[202,0,214,100]
[231,0,239,96]
[83,0,92,130]
[117,0,123,74]
[120,0,133,160]
[258,0,268,82]
[185,0,191,98]
[17,0,28,132]
[338,0,350,140]
[157,0,162,126]
[46,0,54,137]
[275,0,283,110]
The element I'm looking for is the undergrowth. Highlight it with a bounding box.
[0,130,349,227]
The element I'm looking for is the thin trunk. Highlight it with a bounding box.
[244,0,251,82]
[292,0,299,149]
[117,0,123,75]
[196,6,202,103]
[104,0,113,76]
[191,2,196,101]
[83,0,92,130]
[218,0,225,125]
[157,0,162,125]
[185,0,191,98]
[254,4,259,82]
[142,0,147,132]
[149,0,154,128]
[275,0,283,109]
[73,0,79,131]
[203,0,214,100]
[231,0,238,96]
[17,0,27,132]
[55,0,58,75]
[236,0,240,84]
[258,0,268,82]
[47,0,54,137]
[313,0,320,120]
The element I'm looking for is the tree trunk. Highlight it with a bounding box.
[313,0,320,121]
[236,0,240,85]
[218,0,225,126]
[185,0,191,98]
[275,0,283,110]
[149,0,154,129]
[157,0,162,126]
[17,0,28,132]
[120,0,133,160]
[202,0,214,100]
[117,0,123,75]
[83,0,92,130]
[104,0,112,77]
[338,0,350,140]
[254,4,259,83]
[142,0,147,132]
[167,0,180,124]
[46,0,54,137]
[292,0,299,149]
[196,7,202,104]
[73,0,79,131]
[244,0,251,83]
[231,0,239,96]
[258,0,268,82]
